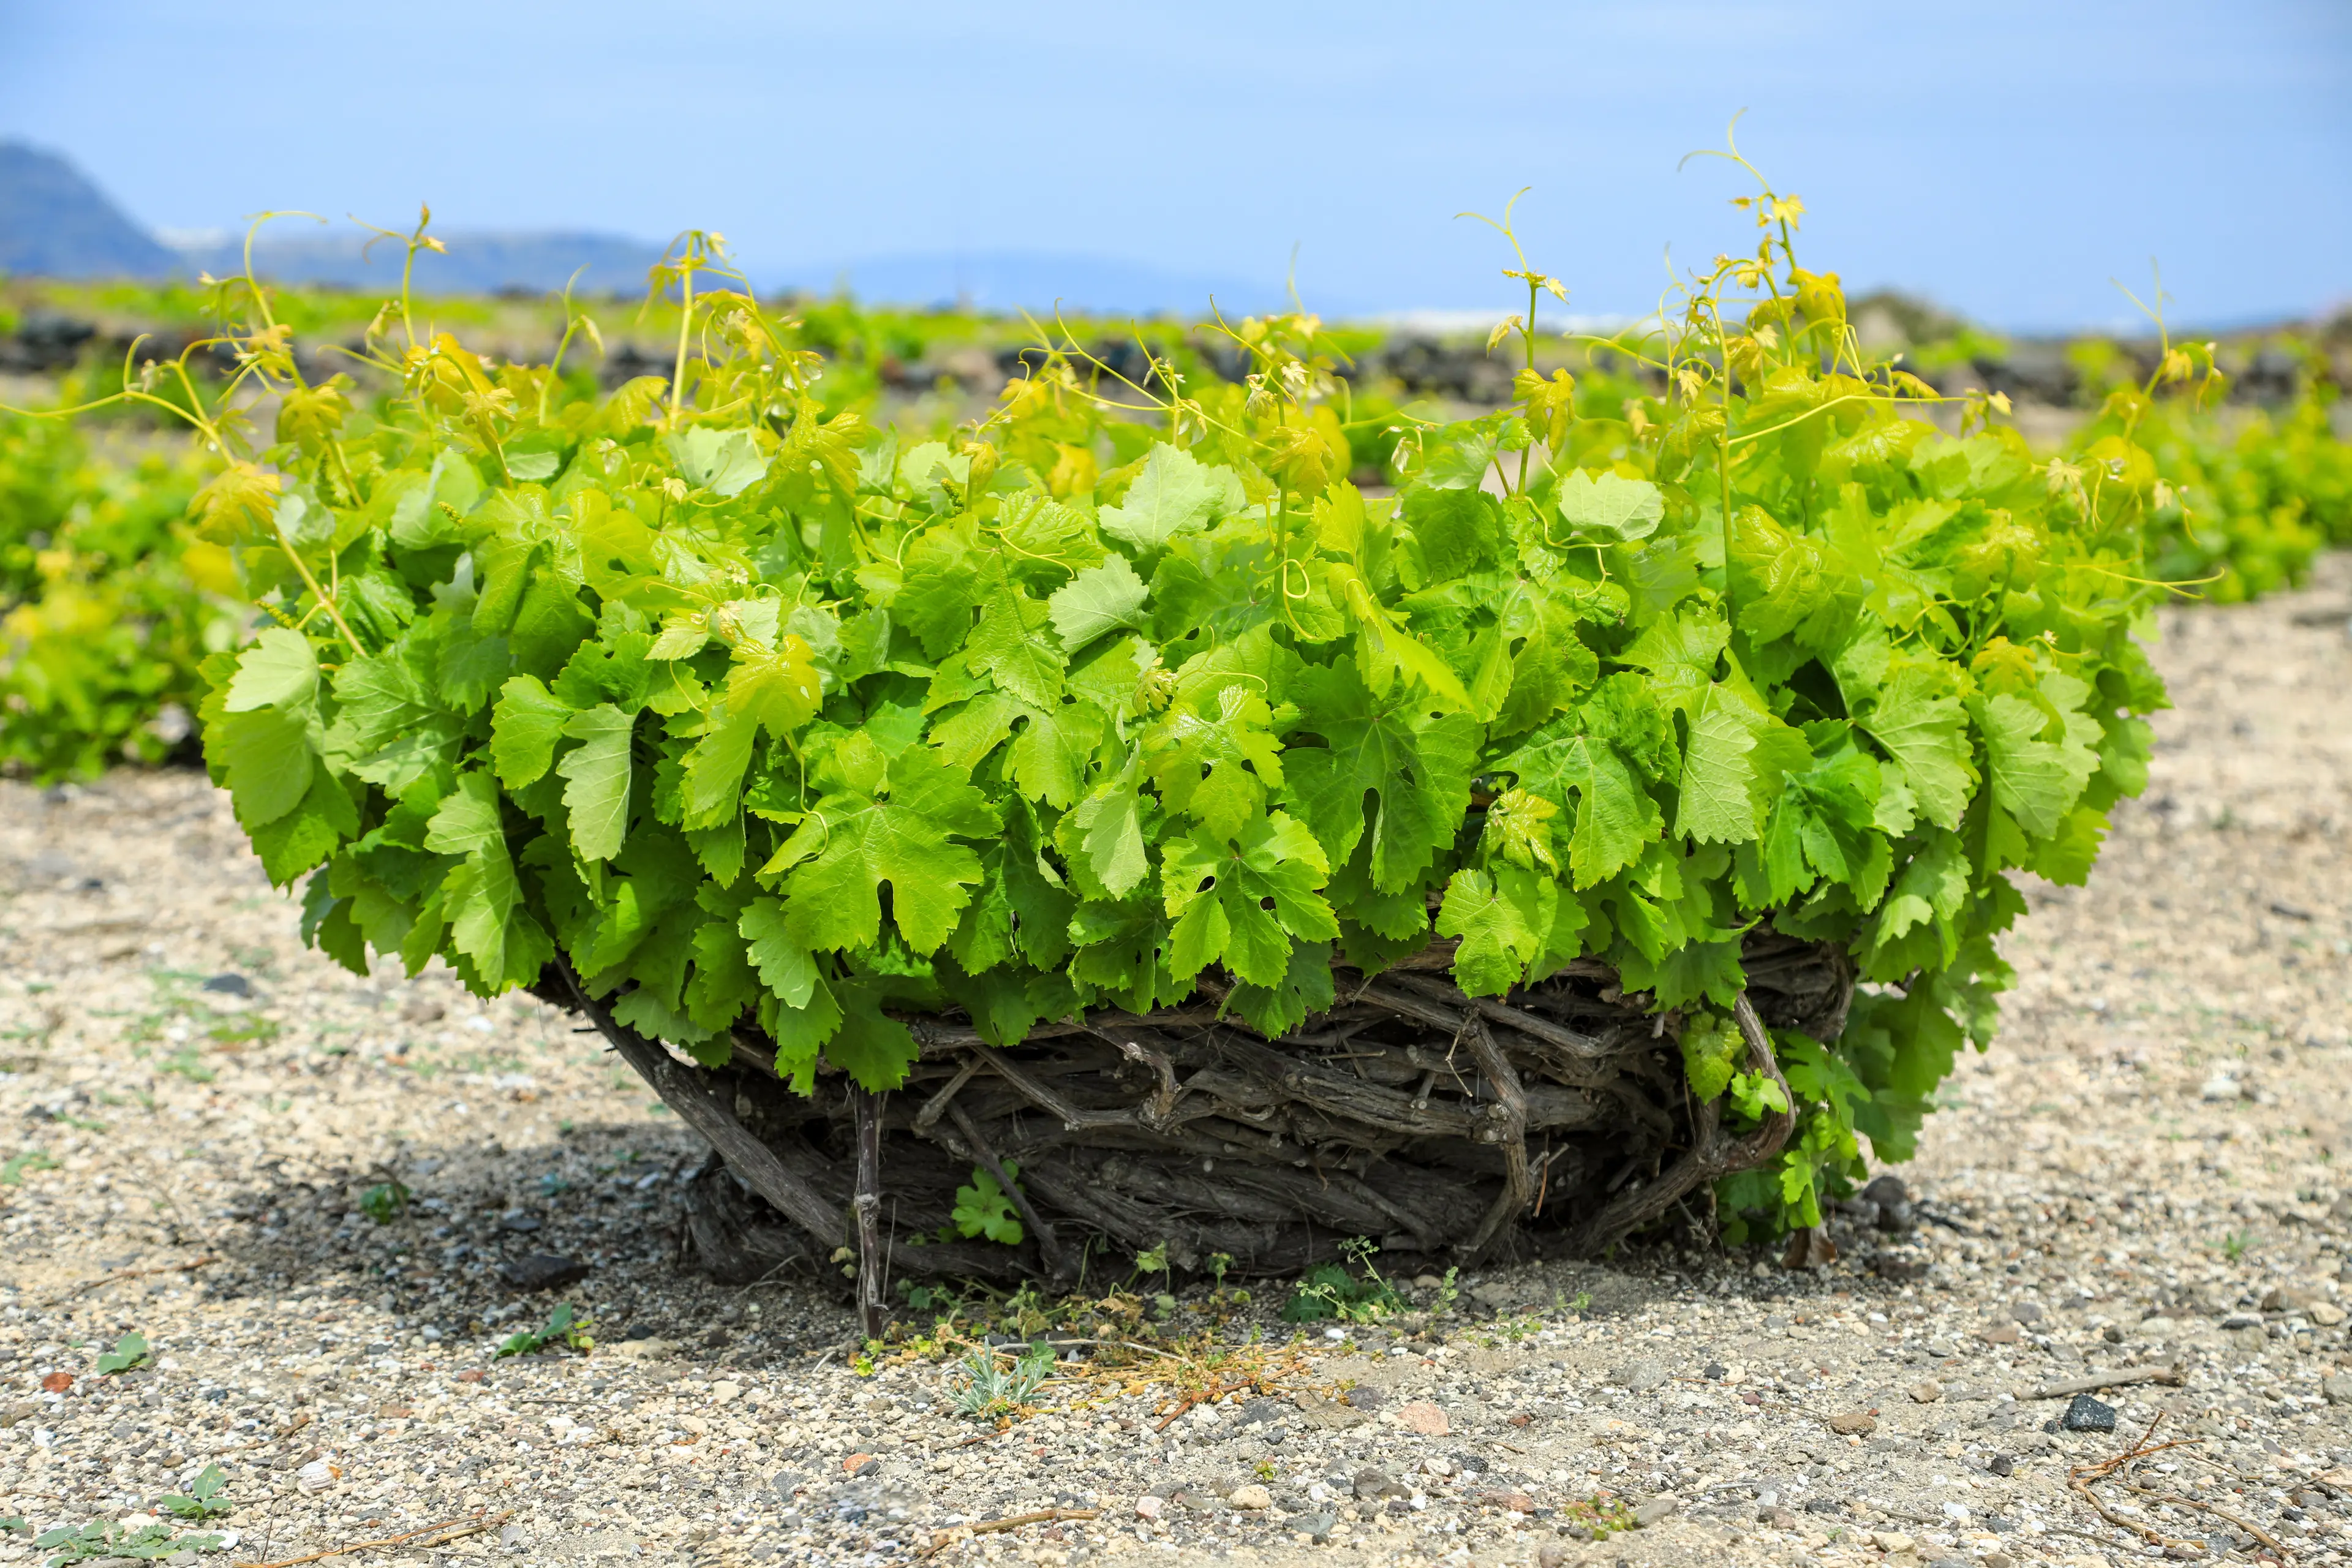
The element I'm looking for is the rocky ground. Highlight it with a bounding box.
[2,556,2350,1568]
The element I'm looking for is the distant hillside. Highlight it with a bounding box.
[172,229,671,297]
[786,251,1307,318]
[0,140,179,279]
[0,141,1314,314]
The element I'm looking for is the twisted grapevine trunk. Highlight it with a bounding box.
[533,931,1852,1289]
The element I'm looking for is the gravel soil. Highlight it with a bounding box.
[2,556,2350,1568]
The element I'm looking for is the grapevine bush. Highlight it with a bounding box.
[0,407,239,780]
[2059,331,2351,602]
[85,172,2183,1247]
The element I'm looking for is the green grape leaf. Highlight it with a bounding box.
[222,627,319,713]
[1971,682,2102,839]
[556,704,635,862]
[213,706,317,829]
[1047,555,1150,652]
[774,747,999,954]
[1098,444,1231,551]
[1159,812,1336,987]
[1856,663,1974,831]
[666,427,769,497]
[1435,867,1540,996]
[1284,663,1477,894]
[491,674,573,789]
[1555,469,1663,543]
[965,560,1063,707]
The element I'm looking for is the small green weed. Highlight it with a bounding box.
[158,1463,231,1520]
[2220,1231,2255,1262]
[157,1049,214,1084]
[1,1150,58,1186]
[93,1332,150,1375]
[1281,1238,1403,1324]
[949,1163,1023,1245]
[32,1520,222,1562]
[358,1181,409,1224]
[496,1302,593,1358]
[950,1343,1056,1420]
[1557,1492,1640,1540]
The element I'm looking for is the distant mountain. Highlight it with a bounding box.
[780,251,1336,318]
[0,140,179,279]
[164,228,669,297]
[0,142,1335,317]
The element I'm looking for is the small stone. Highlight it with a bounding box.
[1228,1484,1272,1510]
[2322,1374,2352,1404]
[2061,1393,2117,1433]
[1826,1411,1877,1435]
[1634,1493,1680,1526]
[1871,1532,1915,1553]
[608,1337,675,1362]
[1343,1384,1387,1413]
[1861,1174,1915,1232]
[1782,1226,1838,1268]
[200,972,254,997]
[1478,1489,1537,1513]
[1294,1390,1367,1430]
[1396,1400,1449,1436]
[1910,1379,1943,1404]
[1702,1361,1727,1379]
[1981,1555,2017,1568]
[1236,1396,1287,1426]
[710,1381,742,1404]
[1422,1455,1452,1478]
[40,1371,72,1393]
[1291,1510,1336,1540]
[1537,1547,1572,1568]
[499,1253,589,1291]
[1615,1357,1669,1392]
[401,996,446,1024]
[2309,1302,2345,1326]
[843,1452,875,1473]
[2219,1311,2262,1330]
[1352,1467,1408,1501]
[1860,1174,1908,1207]
[1986,1452,2015,1476]
[1977,1322,2022,1345]
[2201,1072,2241,1101]
[1133,1494,1163,1521]
[2008,1301,2043,1324]
[499,1523,525,1550]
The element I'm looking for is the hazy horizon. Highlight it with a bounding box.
[2,1,2346,332]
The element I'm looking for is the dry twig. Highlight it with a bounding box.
[233,1509,511,1568]
[2066,1412,2216,1553]
[922,1507,1100,1558]
[2022,1364,2182,1400]
[40,1254,216,1307]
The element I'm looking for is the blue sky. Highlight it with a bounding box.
[3,0,2346,329]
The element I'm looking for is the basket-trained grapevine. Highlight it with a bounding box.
[1,407,237,780]
[97,174,2174,1298]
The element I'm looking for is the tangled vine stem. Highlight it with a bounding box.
[540,931,1852,1289]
